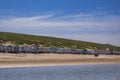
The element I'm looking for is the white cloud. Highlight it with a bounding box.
[0,13,120,46]
[0,14,120,29]
[60,13,94,18]
[13,15,54,21]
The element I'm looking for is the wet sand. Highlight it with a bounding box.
[0,53,120,68]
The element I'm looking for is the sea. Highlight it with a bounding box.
[0,64,120,80]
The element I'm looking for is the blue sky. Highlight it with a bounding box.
[0,0,120,46]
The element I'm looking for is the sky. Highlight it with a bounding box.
[0,0,120,46]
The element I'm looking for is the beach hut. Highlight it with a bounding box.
[0,45,4,52]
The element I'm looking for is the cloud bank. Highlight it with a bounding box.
[0,13,120,46]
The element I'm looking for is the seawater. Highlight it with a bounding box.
[0,64,120,80]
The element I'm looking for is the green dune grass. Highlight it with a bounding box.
[0,32,120,51]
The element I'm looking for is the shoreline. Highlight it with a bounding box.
[0,62,119,68]
[0,53,120,68]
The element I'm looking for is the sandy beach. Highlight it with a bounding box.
[0,53,120,68]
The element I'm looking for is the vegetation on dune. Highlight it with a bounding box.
[0,32,120,51]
